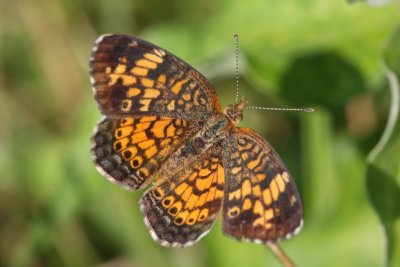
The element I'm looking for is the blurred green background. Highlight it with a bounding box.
[1,0,400,266]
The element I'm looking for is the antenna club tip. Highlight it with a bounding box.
[304,108,314,113]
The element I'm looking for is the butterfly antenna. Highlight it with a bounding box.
[246,106,314,113]
[233,34,313,113]
[234,33,240,103]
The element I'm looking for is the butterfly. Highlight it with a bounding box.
[89,34,303,247]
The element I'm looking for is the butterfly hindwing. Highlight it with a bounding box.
[140,143,224,247]
[222,127,303,243]
[92,116,194,190]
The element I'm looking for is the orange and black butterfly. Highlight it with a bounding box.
[89,34,303,247]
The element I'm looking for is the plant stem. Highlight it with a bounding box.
[267,243,295,267]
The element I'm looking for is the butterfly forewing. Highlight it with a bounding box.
[222,127,303,243]
[89,34,221,120]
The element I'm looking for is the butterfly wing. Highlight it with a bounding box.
[140,143,224,247]
[92,116,196,190]
[222,127,303,243]
[89,34,221,119]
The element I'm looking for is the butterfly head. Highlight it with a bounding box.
[223,99,248,125]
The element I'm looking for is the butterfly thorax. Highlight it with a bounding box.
[158,101,246,178]
[223,100,247,125]
[157,114,229,180]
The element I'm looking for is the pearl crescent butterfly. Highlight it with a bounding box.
[89,34,303,247]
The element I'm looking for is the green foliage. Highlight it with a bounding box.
[0,1,399,266]
[367,26,400,266]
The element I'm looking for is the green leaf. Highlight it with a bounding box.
[347,0,392,6]
[366,25,400,267]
